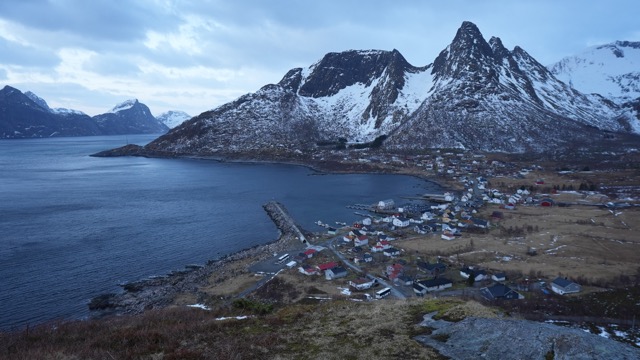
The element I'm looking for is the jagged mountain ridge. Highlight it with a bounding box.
[0,86,170,138]
[385,22,625,152]
[146,21,637,155]
[147,49,431,153]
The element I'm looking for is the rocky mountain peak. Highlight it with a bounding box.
[432,21,496,83]
[489,36,510,61]
[298,49,412,98]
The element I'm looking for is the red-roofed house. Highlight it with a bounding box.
[354,235,369,247]
[386,263,404,280]
[316,261,339,272]
[303,249,317,258]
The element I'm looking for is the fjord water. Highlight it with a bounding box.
[0,135,440,330]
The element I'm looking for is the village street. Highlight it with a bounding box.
[324,235,407,299]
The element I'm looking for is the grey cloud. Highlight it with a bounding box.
[0,37,59,67]
[0,0,180,42]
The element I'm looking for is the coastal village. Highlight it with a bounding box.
[158,146,633,345]
[256,148,637,302]
[85,147,640,351]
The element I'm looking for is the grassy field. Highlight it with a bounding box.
[2,297,500,359]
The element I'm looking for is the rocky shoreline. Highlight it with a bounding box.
[88,201,304,317]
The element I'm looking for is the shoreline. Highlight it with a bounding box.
[88,201,306,318]
[91,145,453,189]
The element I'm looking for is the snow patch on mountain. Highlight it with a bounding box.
[156,111,191,128]
[110,99,139,113]
[52,108,87,116]
[549,41,640,102]
[24,91,51,111]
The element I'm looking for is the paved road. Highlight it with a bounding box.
[324,236,406,300]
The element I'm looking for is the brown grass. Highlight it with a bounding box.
[2,297,500,359]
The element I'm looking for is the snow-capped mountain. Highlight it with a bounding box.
[0,86,101,138]
[24,90,88,116]
[156,111,191,129]
[93,99,169,135]
[385,22,625,152]
[549,41,640,103]
[145,21,636,155]
[0,88,169,138]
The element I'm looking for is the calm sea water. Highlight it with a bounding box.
[0,135,441,330]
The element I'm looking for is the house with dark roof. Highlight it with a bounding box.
[550,277,581,295]
[325,266,348,280]
[383,247,401,257]
[413,278,453,295]
[396,274,413,286]
[416,261,447,277]
[480,283,523,300]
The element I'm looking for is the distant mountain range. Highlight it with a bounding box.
[0,86,178,139]
[144,21,639,155]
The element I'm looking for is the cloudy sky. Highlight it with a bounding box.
[1,0,638,117]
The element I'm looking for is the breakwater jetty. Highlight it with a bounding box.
[263,200,307,244]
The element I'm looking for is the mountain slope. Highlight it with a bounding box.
[147,49,431,154]
[385,22,624,152]
[549,41,640,103]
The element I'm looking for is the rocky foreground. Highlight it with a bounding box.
[417,313,640,359]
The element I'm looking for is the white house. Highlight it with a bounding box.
[392,217,411,228]
[354,235,369,247]
[377,199,395,210]
[413,278,453,295]
[460,267,487,282]
[383,247,401,257]
[348,278,376,291]
[550,277,581,295]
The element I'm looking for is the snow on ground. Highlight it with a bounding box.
[187,304,210,310]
